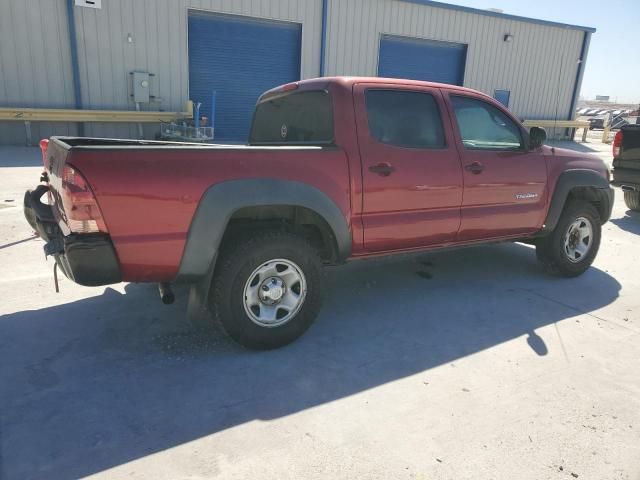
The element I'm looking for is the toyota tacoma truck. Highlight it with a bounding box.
[611,124,640,211]
[24,77,614,349]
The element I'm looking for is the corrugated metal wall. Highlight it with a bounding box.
[0,0,78,145]
[73,0,322,139]
[324,0,585,120]
[0,0,322,144]
[0,0,587,145]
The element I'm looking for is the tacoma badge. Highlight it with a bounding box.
[515,193,538,200]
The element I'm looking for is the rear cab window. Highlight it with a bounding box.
[249,90,334,145]
[364,89,446,149]
[450,95,523,151]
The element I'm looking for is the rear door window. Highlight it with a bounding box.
[250,90,333,145]
[365,89,446,149]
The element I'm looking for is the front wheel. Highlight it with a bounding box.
[624,190,640,212]
[209,231,323,350]
[536,200,601,277]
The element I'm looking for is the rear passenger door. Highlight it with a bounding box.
[354,84,463,251]
[446,92,548,240]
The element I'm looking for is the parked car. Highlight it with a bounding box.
[24,77,614,349]
[588,117,606,129]
[588,115,628,130]
[611,124,640,211]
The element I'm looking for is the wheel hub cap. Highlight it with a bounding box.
[259,277,286,304]
[243,259,307,328]
[564,216,593,263]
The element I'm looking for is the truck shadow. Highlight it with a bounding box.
[0,242,621,479]
[610,210,640,235]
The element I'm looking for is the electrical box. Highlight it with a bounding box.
[132,72,150,103]
[75,0,102,8]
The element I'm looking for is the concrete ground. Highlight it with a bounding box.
[1,143,639,480]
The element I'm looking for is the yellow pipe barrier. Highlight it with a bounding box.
[523,119,590,142]
[0,101,193,123]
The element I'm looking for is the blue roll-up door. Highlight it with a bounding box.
[494,89,511,108]
[378,35,467,86]
[188,11,301,142]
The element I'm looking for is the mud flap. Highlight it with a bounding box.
[186,254,217,330]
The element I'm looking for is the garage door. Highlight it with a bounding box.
[378,35,467,86]
[188,11,302,142]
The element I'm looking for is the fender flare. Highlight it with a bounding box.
[541,169,613,234]
[177,178,351,282]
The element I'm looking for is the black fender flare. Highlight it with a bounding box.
[540,169,613,234]
[177,178,351,282]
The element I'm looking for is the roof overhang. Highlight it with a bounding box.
[401,0,596,33]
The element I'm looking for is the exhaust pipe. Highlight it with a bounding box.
[158,282,175,305]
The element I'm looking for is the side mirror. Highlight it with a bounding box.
[529,126,546,150]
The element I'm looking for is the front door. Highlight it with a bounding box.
[445,92,548,241]
[448,91,547,241]
[355,84,464,252]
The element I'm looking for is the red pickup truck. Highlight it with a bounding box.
[24,77,613,349]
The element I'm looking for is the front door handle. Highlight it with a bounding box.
[369,162,395,177]
[464,161,485,174]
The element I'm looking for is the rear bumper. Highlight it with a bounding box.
[24,186,121,286]
[611,167,640,190]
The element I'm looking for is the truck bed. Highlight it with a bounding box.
[45,137,351,282]
[53,136,326,151]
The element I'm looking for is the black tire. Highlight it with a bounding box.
[209,231,323,350]
[536,200,601,277]
[624,190,640,212]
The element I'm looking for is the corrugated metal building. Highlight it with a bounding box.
[0,0,594,145]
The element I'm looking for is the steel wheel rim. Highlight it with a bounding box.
[243,258,307,328]
[563,216,593,263]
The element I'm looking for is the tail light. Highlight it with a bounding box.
[613,130,623,158]
[60,165,107,233]
[39,138,49,170]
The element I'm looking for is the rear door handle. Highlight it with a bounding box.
[369,162,395,177]
[464,161,485,174]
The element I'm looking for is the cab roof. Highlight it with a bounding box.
[263,76,495,102]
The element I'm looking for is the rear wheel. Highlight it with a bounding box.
[536,200,601,277]
[624,190,640,212]
[209,231,323,350]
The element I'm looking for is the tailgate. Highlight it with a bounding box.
[43,138,74,234]
[615,124,640,166]
[25,138,121,286]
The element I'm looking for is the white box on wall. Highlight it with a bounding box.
[75,0,101,9]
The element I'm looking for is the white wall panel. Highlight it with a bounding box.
[72,0,322,137]
[324,0,586,120]
[0,0,77,144]
[0,0,590,144]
